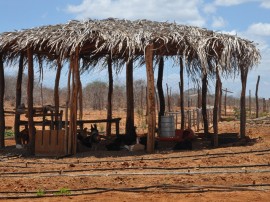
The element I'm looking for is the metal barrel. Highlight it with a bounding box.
[160,116,175,137]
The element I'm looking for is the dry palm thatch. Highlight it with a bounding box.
[0,18,260,73]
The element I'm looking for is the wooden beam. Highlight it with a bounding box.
[0,53,5,148]
[157,57,165,130]
[125,57,135,135]
[78,79,83,121]
[14,53,24,144]
[240,66,248,138]
[255,75,260,118]
[106,56,113,136]
[213,66,221,147]
[145,44,156,153]
[54,59,62,128]
[69,47,80,154]
[201,73,209,137]
[179,57,185,130]
[65,67,71,155]
[27,47,35,154]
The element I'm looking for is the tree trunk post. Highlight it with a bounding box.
[249,90,251,118]
[0,53,5,148]
[54,59,62,128]
[125,57,134,136]
[69,47,80,154]
[218,82,222,121]
[27,47,35,154]
[166,83,171,112]
[213,67,221,147]
[224,88,227,116]
[255,75,260,118]
[14,53,24,145]
[240,66,248,138]
[180,57,185,129]
[106,56,113,136]
[202,73,209,137]
[145,44,156,153]
[157,57,165,130]
[78,79,83,121]
[65,67,71,155]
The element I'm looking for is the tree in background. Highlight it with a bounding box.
[83,81,107,110]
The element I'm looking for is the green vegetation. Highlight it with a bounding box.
[4,130,14,138]
[54,188,71,195]
[233,107,240,119]
[36,189,45,197]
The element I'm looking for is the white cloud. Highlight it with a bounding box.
[203,3,216,14]
[247,23,270,36]
[213,0,270,8]
[260,0,270,8]
[212,16,226,28]
[66,0,205,26]
[214,0,254,6]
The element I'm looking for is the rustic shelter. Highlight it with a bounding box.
[0,18,260,154]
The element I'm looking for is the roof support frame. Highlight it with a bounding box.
[145,44,156,153]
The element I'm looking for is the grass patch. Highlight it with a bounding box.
[5,130,14,138]
[54,188,71,195]
[36,189,45,197]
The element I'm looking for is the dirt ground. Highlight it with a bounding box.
[1,112,270,201]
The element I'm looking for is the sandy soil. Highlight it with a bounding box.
[1,111,270,201]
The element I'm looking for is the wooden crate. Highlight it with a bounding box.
[35,130,67,156]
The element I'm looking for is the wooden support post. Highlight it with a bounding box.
[125,57,135,135]
[240,66,248,138]
[145,44,156,153]
[106,56,113,136]
[157,57,165,130]
[155,87,159,120]
[202,73,209,137]
[166,83,171,112]
[249,90,251,118]
[27,47,35,154]
[69,47,80,154]
[54,59,62,129]
[65,67,71,154]
[213,67,221,147]
[0,53,5,148]
[255,75,260,118]
[224,88,227,116]
[78,79,83,120]
[179,57,185,129]
[218,82,222,121]
[14,53,24,145]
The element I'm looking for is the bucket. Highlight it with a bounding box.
[160,116,175,137]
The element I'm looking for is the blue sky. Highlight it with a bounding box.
[1,0,270,98]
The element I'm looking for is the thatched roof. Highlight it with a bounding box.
[0,18,260,72]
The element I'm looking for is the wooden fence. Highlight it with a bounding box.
[165,107,213,132]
